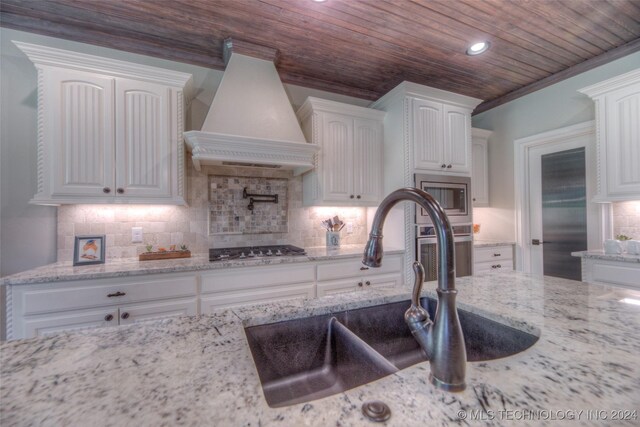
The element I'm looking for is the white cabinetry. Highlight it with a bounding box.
[316,254,403,296]
[297,97,385,206]
[471,128,492,206]
[579,69,640,202]
[412,99,472,174]
[581,258,640,291]
[9,274,198,339]
[15,41,192,205]
[200,264,316,312]
[473,245,514,275]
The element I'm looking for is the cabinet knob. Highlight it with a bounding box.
[116,188,125,194]
[497,264,502,268]
[365,281,371,286]
[358,282,363,287]
[121,312,130,320]
[491,265,497,269]
[447,164,452,168]
[473,198,476,201]
[103,187,111,194]
[104,314,114,322]
[350,195,355,199]
[356,195,361,199]
[441,164,446,168]
[107,291,126,298]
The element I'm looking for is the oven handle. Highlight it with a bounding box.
[418,235,473,244]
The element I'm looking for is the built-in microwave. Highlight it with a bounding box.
[414,174,472,225]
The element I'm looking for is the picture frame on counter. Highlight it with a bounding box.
[73,235,106,266]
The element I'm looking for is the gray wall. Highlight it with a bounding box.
[471,52,640,242]
[0,28,369,278]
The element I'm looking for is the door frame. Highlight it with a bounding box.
[514,121,611,273]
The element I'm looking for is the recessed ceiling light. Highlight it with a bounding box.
[466,41,490,56]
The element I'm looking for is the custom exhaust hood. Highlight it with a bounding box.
[184,38,319,176]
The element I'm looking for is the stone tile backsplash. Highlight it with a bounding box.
[612,200,640,240]
[209,175,288,235]
[57,158,368,262]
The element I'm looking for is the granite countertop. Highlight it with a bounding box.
[2,271,639,426]
[0,245,404,286]
[571,250,640,263]
[473,240,516,248]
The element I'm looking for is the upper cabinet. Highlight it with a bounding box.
[297,98,385,206]
[412,99,472,174]
[579,69,640,202]
[471,128,492,207]
[15,42,193,205]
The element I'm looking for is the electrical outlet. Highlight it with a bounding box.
[346,222,354,234]
[131,227,143,243]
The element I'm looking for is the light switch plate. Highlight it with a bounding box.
[346,222,354,234]
[131,227,143,243]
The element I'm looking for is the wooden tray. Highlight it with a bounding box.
[139,250,191,261]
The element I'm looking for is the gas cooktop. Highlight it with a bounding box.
[209,244,307,262]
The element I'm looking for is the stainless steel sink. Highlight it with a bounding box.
[244,297,538,408]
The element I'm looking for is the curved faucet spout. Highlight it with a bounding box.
[362,187,466,392]
[363,187,456,293]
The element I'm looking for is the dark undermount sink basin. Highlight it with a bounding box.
[244,297,539,408]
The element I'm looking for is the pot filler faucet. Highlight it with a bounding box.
[362,187,467,392]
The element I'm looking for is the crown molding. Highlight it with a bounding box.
[297,97,386,121]
[578,68,640,98]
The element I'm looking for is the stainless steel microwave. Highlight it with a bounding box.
[414,174,472,225]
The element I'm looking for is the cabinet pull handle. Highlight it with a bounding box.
[116,188,125,194]
[121,312,130,320]
[107,291,126,297]
[358,282,363,287]
[104,314,114,321]
[356,195,361,199]
[365,281,371,286]
[103,187,111,194]
[350,195,355,199]
[491,265,496,269]
[360,266,369,271]
[447,164,452,168]
[473,198,476,201]
[493,253,501,257]
[441,164,446,168]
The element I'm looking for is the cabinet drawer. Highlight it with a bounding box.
[119,298,197,325]
[317,254,402,281]
[17,274,197,315]
[200,283,315,313]
[474,245,513,263]
[588,260,640,290]
[22,307,119,338]
[474,260,512,274]
[201,264,315,294]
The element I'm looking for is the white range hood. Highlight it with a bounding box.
[184,39,319,176]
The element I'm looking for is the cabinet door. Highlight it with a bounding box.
[443,105,471,173]
[363,273,402,290]
[604,85,640,198]
[46,68,116,197]
[200,283,315,313]
[471,140,489,206]
[115,79,172,199]
[412,98,444,171]
[118,298,197,325]
[353,118,383,203]
[317,278,362,297]
[321,113,354,201]
[22,308,118,339]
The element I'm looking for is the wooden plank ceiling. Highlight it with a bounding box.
[2,0,639,113]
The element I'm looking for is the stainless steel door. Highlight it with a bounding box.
[417,236,472,282]
[538,147,587,280]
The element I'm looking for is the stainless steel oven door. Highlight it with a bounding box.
[416,236,473,282]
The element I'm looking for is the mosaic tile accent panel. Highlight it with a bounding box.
[209,176,288,235]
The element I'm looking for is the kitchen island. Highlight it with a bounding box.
[2,271,639,426]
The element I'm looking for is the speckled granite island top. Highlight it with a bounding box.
[473,240,515,248]
[0,245,403,286]
[2,271,640,426]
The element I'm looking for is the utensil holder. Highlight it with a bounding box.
[326,231,341,248]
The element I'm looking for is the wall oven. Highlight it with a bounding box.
[417,224,473,282]
[414,174,471,225]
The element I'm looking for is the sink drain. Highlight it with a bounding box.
[362,400,391,422]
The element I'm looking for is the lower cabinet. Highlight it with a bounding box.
[7,255,404,339]
[473,245,514,275]
[200,264,316,313]
[9,273,198,339]
[316,254,403,297]
[582,258,640,291]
